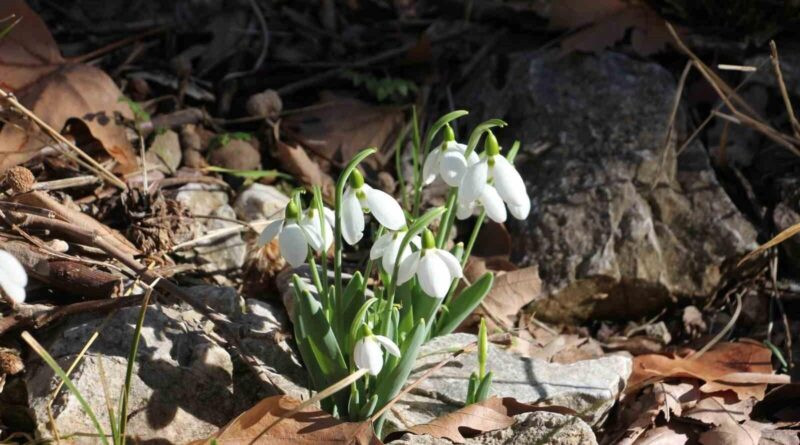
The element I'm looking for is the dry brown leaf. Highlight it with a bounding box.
[282,92,404,169]
[385,397,575,444]
[683,393,756,427]
[191,395,381,445]
[629,341,788,401]
[541,0,675,56]
[633,424,690,445]
[512,322,604,364]
[698,421,762,445]
[463,259,541,331]
[274,139,335,197]
[0,0,135,172]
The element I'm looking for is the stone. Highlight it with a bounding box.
[389,411,597,445]
[233,183,289,222]
[145,130,182,173]
[207,138,261,171]
[388,333,631,432]
[25,290,306,444]
[457,50,758,323]
[171,183,247,273]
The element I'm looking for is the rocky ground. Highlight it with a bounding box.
[1,1,800,444]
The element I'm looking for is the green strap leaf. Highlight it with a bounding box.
[375,319,427,406]
[435,272,494,336]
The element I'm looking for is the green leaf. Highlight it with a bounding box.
[294,277,348,379]
[475,371,493,403]
[375,319,427,406]
[465,119,507,157]
[358,394,379,419]
[292,288,332,389]
[435,272,494,336]
[466,372,479,405]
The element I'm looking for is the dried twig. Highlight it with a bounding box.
[769,40,800,139]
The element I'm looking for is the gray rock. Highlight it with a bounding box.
[171,183,247,273]
[457,50,758,323]
[233,183,289,222]
[389,333,630,431]
[390,411,597,445]
[25,289,306,444]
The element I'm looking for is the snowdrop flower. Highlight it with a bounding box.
[456,184,507,223]
[422,124,480,187]
[258,201,320,267]
[354,331,401,376]
[458,131,530,220]
[397,229,462,299]
[0,250,27,304]
[342,169,405,245]
[300,206,334,253]
[369,229,421,273]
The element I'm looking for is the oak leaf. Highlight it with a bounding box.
[0,0,136,172]
[464,259,541,331]
[191,395,381,445]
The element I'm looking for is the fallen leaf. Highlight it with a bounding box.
[191,395,381,445]
[683,393,756,426]
[512,321,604,364]
[384,397,575,444]
[274,139,335,197]
[470,220,511,259]
[282,92,404,169]
[0,0,135,172]
[537,0,676,56]
[633,424,690,445]
[698,421,762,445]
[463,259,541,331]
[629,341,788,401]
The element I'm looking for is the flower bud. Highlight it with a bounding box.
[443,124,455,143]
[421,229,436,249]
[349,169,365,188]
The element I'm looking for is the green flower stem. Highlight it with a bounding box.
[410,106,422,215]
[307,254,328,319]
[362,226,384,293]
[436,189,458,248]
[462,210,486,268]
[119,287,153,443]
[312,186,330,294]
[334,148,377,305]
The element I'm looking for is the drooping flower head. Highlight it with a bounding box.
[0,250,27,304]
[397,229,462,299]
[342,169,405,245]
[353,327,401,376]
[258,200,332,267]
[369,229,421,273]
[458,131,530,220]
[422,124,480,187]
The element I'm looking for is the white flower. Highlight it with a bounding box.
[354,334,401,376]
[458,132,530,220]
[422,141,480,187]
[0,250,27,304]
[456,184,507,223]
[342,170,405,245]
[299,207,334,253]
[258,201,329,267]
[369,230,421,273]
[397,230,462,299]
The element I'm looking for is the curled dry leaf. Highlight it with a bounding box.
[282,92,404,169]
[0,0,136,172]
[633,424,690,445]
[698,421,762,445]
[191,395,381,445]
[629,341,788,401]
[274,139,335,198]
[384,397,576,444]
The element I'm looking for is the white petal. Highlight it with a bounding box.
[0,282,25,304]
[363,185,405,231]
[480,185,507,223]
[257,219,283,246]
[397,251,420,284]
[439,150,469,187]
[374,335,401,357]
[299,214,323,252]
[421,148,441,185]
[363,338,384,375]
[370,233,393,260]
[446,141,468,153]
[492,156,528,207]
[0,250,27,287]
[466,151,480,166]
[279,223,308,267]
[342,188,365,245]
[323,207,336,227]
[456,201,475,220]
[382,236,412,273]
[509,199,531,220]
[435,249,462,279]
[417,253,452,299]
[410,235,421,249]
[354,339,371,373]
[458,160,488,206]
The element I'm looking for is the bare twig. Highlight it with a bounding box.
[769,40,800,139]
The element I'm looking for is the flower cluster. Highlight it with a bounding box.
[257,112,529,431]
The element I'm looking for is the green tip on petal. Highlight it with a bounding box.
[422,229,436,249]
[286,200,300,219]
[485,131,500,156]
[443,124,455,143]
[349,169,365,189]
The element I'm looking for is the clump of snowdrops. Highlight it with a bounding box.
[258,110,530,432]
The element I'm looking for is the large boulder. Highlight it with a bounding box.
[457,50,758,323]
[24,287,306,444]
